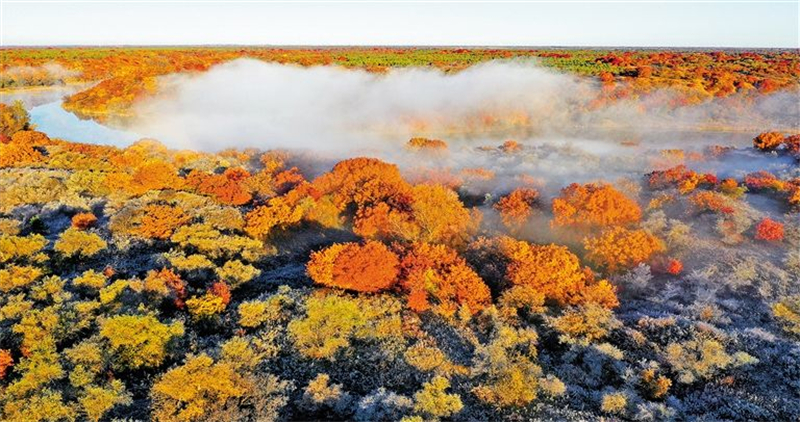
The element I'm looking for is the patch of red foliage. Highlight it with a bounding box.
[209,282,232,305]
[755,218,784,242]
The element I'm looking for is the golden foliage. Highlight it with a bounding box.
[405,184,478,246]
[0,131,51,168]
[772,295,800,337]
[601,391,628,414]
[99,314,184,370]
[126,160,184,196]
[640,367,672,400]
[288,294,367,360]
[0,233,47,264]
[666,336,756,384]
[494,188,539,231]
[552,183,642,229]
[313,157,413,212]
[300,373,351,413]
[150,353,289,422]
[186,292,227,320]
[550,303,622,345]
[2,389,76,422]
[583,227,666,273]
[404,342,467,376]
[170,223,266,261]
[398,242,491,317]
[288,294,403,360]
[0,100,31,138]
[413,376,463,419]
[307,241,400,293]
[163,252,215,272]
[79,381,131,422]
[0,265,42,292]
[244,196,304,239]
[237,287,294,329]
[73,270,108,290]
[496,237,619,308]
[216,259,261,289]
[238,300,279,329]
[54,228,107,258]
[137,204,191,239]
[753,131,785,151]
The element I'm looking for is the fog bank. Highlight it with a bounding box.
[131,59,799,152]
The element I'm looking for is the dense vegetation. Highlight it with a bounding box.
[1,83,799,421]
[2,47,798,122]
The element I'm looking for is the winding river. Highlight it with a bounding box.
[1,86,143,147]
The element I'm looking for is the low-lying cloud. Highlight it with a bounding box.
[131,58,799,155]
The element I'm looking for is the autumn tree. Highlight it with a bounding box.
[99,314,184,370]
[406,137,448,152]
[772,295,800,337]
[471,237,618,308]
[0,349,13,379]
[71,212,98,229]
[470,314,565,408]
[288,294,403,360]
[648,165,717,194]
[112,159,184,196]
[0,131,50,167]
[150,353,290,422]
[755,218,784,241]
[307,241,400,293]
[398,242,491,316]
[137,204,191,240]
[550,303,622,345]
[583,227,666,273]
[244,195,304,239]
[312,157,413,235]
[744,171,785,191]
[404,183,479,246]
[185,167,253,205]
[412,376,463,419]
[494,188,539,231]
[314,157,412,212]
[753,132,785,151]
[552,183,642,230]
[54,227,107,258]
[143,268,187,308]
[216,259,261,289]
[186,283,231,320]
[665,334,756,384]
[0,100,32,139]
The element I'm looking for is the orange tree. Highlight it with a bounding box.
[583,227,665,273]
[307,241,400,293]
[397,242,491,316]
[494,188,539,231]
[552,183,641,230]
[469,237,618,308]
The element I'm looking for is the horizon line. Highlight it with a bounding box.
[2,44,799,50]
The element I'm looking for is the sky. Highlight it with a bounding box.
[1,1,798,48]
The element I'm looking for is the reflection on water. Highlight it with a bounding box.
[29,102,143,146]
[1,84,86,108]
[2,86,143,147]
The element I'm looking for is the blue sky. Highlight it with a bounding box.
[1,1,798,48]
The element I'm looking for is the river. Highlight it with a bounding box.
[1,85,143,147]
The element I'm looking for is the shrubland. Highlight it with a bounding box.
[0,62,799,421]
